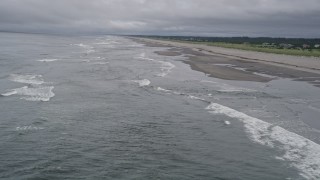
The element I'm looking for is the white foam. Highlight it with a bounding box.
[233,67,247,72]
[136,56,155,61]
[290,99,308,104]
[86,49,95,54]
[156,87,172,93]
[214,63,236,67]
[95,41,119,45]
[308,105,320,112]
[9,86,55,102]
[206,102,320,179]
[133,79,151,87]
[201,80,219,84]
[139,53,145,58]
[188,95,206,101]
[73,43,95,54]
[136,54,175,77]
[218,88,254,93]
[10,74,44,85]
[156,87,208,103]
[156,86,207,101]
[154,84,319,178]
[201,80,256,92]
[74,43,90,48]
[214,63,247,71]
[253,72,277,79]
[111,41,119,44]
[157,61,175,77]
[128,44,144,47]
[156,87,182,95]
[16,126,44,131]
[95,42,111,45]
[37,59,59,62]
[91,62,109,65]
[1,89,18,96]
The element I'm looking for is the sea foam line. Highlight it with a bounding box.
[91,62,109,65]
[10,74,44,85]
[1,90,18,97]
[2,86,55,102]
[16,126,44,131]
[73,43,95,54]
[37,59,59,62]
[136,53,175,77]
[200,80,256,92]
[206,102,320,179]
[155,85,320,179]
[3,74,55,101]
[156,87,207,102]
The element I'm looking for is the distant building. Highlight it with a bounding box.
[262,43,269,47]
[315,44,320,48]
[303,44,311,49]
[279,43,294,49]
[261,43,276,48]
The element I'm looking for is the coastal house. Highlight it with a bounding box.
[303,44,310,49]
[262,43,269,47]
[279,43,294,49]
[261,43,276,48]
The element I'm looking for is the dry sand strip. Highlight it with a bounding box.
[134,38,320,75]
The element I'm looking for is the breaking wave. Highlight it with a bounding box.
[16,126,44,131]
[136,53,175,77]
[10,74,44,85]
[2,74,55,101]
[155,85,320,179]
[2,86,55,102]
[37,59,59,62]
[206,103,320,179]
[73,43,95,54]
[133,79,151,87]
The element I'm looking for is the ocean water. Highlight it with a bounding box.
[1,32,320,180]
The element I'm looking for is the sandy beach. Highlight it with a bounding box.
[132,37,320,87]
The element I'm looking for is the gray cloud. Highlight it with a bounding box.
[0,0,319,37]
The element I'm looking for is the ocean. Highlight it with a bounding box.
[0,32,320,180]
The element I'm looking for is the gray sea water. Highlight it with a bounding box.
[1,32,320,180]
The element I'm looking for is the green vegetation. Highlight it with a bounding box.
[133,35,320,57]
[186,41,320,57]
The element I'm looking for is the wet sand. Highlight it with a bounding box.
[132,37,320,87]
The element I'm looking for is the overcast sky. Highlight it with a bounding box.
[0,0,319,37]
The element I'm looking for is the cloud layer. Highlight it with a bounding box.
[0,0,319,37]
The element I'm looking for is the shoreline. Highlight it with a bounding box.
[131,37,320,87]
[132,37,320,74]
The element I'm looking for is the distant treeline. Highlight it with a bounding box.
[133,35,320,47]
